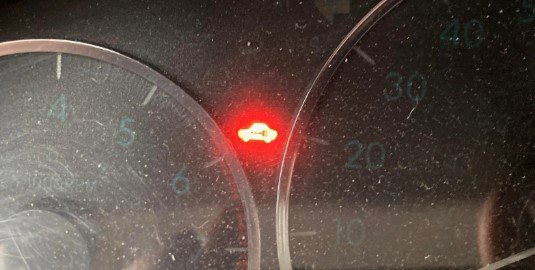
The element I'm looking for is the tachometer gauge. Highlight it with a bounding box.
[277,0,534,269]
[0,40,260,270]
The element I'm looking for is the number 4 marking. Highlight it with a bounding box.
[440,19,461,45]
[48,94,67,122]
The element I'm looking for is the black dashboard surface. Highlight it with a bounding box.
[0,0,533,269]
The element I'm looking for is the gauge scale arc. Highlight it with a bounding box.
[277,0,534,269]
[0,39,260,270]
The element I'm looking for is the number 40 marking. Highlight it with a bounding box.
[440,19,485,48]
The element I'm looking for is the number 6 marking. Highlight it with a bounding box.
[171,167,190,196]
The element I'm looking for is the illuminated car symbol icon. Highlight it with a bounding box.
[238,123,278,143]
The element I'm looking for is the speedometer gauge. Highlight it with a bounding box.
[277,0,534,269]
[0,40,260,270]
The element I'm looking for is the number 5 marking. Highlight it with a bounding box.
[117,117,135,147]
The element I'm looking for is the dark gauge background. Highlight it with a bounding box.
[0,41,259,269]
[0,1,386,268]
[278,0,534,269]
[0,0,382,193]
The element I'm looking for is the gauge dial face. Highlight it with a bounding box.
[0,40,259,270]
[278,0,534,269]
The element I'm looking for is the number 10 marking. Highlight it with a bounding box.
[335,217,366,247]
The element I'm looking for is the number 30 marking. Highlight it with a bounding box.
[385,71,427,102]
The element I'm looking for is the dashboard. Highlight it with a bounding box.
[0,0,533,269]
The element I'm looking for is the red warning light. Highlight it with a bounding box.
[238,123,278,143]
[217,85,290,167]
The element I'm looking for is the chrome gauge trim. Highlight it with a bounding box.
[0,39,261,270]
[275,1,405,269]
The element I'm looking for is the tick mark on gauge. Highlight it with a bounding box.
[56,53,62,80]
[308,137,330,146]
[290,231,317,237]
[141,85,158,106]
[204,156,224,168]
[354,47,376,66]
[476,246,535,270]
[225,247,247,253]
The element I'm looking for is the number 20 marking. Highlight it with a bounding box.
[345,141,385,170]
